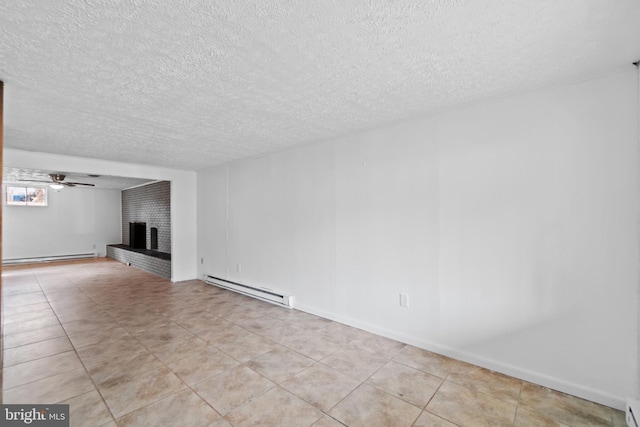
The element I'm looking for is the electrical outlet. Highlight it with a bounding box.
[399,293,409,308]
[200,258,203,264]
[237,264,242,273]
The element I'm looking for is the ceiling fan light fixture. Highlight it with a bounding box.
[50,183,64,190]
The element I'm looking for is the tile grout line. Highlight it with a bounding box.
[2,271,63,384]
[35,268,119,425]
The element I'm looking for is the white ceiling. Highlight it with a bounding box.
[1,0,639,171]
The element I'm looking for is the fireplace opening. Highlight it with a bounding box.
[129,222,146,249]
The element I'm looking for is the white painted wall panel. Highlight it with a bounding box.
[3,186,121,259]
[333,124,440,336]
[437,68,639,404]
[197,166,228,279]
[199,67,638,408]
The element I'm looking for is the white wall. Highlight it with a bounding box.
[3,150,198,281]
[3,185,120,259]
[435,68,638,407]
[197,66,639,408]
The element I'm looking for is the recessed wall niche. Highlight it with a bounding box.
[121,181,171,253]
[108,181,171,279]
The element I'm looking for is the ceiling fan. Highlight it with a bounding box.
[19,173,96,189]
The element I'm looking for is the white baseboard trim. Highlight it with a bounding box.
[3,253,98,265]
[294,302,627,411]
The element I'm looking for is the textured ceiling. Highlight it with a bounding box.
[3,167,154,190]
[1,0,639,171]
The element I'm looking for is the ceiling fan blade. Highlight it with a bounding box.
[65,182,95,187]
[15,176,96,187]
[16,179,54,184]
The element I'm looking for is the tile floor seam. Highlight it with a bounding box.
[396,364,446,382]
[512,382,525,426]
[2,336,72,368]
[442,375,523,407]
[511,405,521,427]
[422,376,447,413]
[440,377,522,418]
[220,381,282,422]
[3,298,117,423]
[321,413,348,426]
[46,271,151,425]
[114,387,217,425]
[321,357,391,404]
[1,275,68,390]
[120,318,283,422]
[2,291,60,351]
[407,409,423,427]
[128,331,214,391]
[279,360,354,415]
[230,319,343,365]
[322,380,364,416]
[508,399,517,426]
[1,350,85,391]
[418,410,465,427]
[185,367,235,419]
[190,385,227,420]
[2,330,68,350]
[56,308,119,424]
[203,366,278,416]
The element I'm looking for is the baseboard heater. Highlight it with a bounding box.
[2,253,98,266]
[204,275,293,308]
[628,398,640,427]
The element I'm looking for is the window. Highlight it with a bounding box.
[5,186,48,207]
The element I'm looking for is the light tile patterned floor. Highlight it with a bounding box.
[1,259,626,426]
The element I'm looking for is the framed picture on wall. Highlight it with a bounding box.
[5,186,48,206]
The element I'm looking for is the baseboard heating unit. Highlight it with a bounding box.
[628,398,640,427]
[3,253,98,266]
[204,275,293,308]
